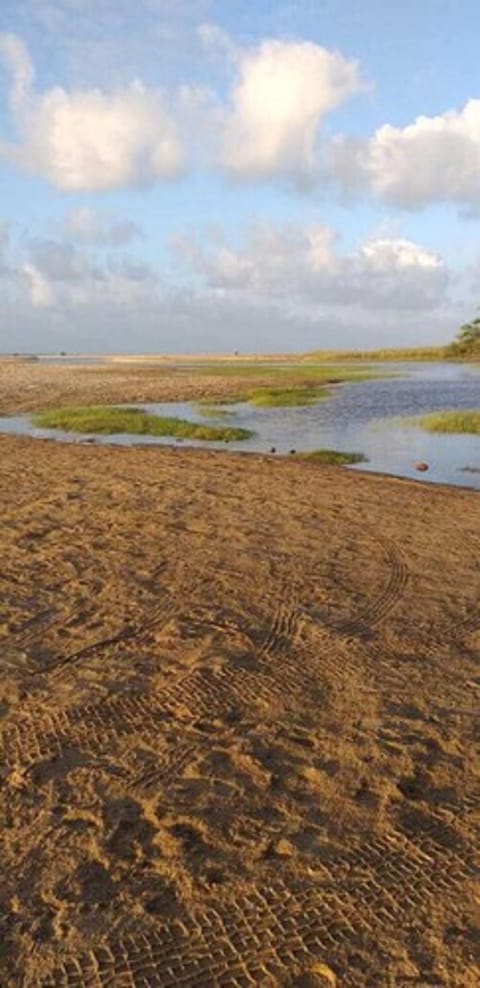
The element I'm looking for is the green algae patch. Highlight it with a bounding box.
[297,449,368,465]
[414,410,480,434]
[32,406,254,441]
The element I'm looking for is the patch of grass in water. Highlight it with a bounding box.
[414,410,480,434]
[248,386,330,407]
[32,406,254,441]
[198,383,333,408]
[196,395,245,406]
[297,449,368,465]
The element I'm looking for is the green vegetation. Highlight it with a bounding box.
[297,449,368,465]
[192,361,384,382]
[307,346,449,362]
[32,406,254,441]
[196,395,244,406]
[414,410,480,434]
[308,315,480,363]
[445,314,480,359]
[248,386,329,407]
[189,361,290,378]
[194,365,385,410]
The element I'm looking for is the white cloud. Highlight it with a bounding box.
[219,39,363,182]
[335,99,480,210]
[23,263,56,307]
[29,239,97,282]
[0,222,465,354]
[0,32,185,190]
[175,223,448,311]
[61,207,141,246]
[359,238,442,272]
[9,234,158,315]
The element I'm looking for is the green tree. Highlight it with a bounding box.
[448,313,480,356]
[458,316,480,344]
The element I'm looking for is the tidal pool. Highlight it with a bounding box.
[2,362,480,489]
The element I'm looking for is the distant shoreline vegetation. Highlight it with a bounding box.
[306,346,449,362]
[308,313,480,363]
[32,406,254,441]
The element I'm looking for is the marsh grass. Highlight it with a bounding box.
[414,410,480,434]
[196,395,244,406]
[32,406,254,441]
[192,362,384,383]
[198,383,332,408]
[297,449,368,465]
[306,346,450,362]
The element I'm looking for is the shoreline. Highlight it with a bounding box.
[2,430,480,496]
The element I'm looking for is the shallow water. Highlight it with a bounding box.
[2,362,480,489]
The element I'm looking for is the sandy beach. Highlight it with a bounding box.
[0,361,479,986]
[0,358,281,415]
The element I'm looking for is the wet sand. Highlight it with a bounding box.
[1,360,479,986]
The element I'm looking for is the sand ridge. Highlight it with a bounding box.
[1,432,479,987]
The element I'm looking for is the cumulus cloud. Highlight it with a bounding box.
[0,219,461,355]
[175,223,447,311]
[219,39,363,183]
[0,32,185,190]
[334,99,480,210]
[11,235,157,314]
[61,207,142,246]
[28,239,97,283]
[0,254,463,357]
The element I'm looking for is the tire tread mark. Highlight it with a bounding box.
[36,828,476,988]
[333,537,408,634]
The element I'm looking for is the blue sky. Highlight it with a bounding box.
[0,0,479,353]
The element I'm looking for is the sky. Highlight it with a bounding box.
[0,0,480,353]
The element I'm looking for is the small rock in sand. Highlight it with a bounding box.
[288,963,337,987]
[272,838,295,857]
